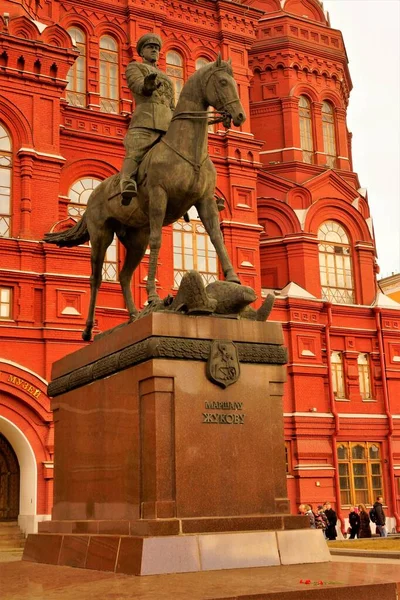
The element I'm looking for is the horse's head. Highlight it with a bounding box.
[203,54,246,128]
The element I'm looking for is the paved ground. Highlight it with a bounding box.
[0,552,400,600]
[0,550,23,563]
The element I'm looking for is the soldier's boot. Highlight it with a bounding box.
[120,158,139,206]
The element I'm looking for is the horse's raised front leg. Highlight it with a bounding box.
[146,186,168,303]
[196,197,240,284]
[82,227,114,341]
[118,228,149,320]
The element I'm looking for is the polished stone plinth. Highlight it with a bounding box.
[24,528,331,575]
[24,313,323,574]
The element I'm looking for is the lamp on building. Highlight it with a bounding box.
[315,481,321,487]
[309,407,317,412]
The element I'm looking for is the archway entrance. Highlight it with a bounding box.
[0,433,20,520]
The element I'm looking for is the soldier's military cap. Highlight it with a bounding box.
[136,33,162,56]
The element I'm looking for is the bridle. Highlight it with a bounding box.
[170,66,241,126]
[161,65,242,176]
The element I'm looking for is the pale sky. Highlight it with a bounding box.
[322,0,400,278]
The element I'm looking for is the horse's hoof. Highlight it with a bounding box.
[82,329,92,342]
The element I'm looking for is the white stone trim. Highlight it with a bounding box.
[0,268,90,279]
[259,147,302,154]
[338,413,387,419]
[0,416,37,534]
[284,412,334,418]
[18,147,66,161]
[289,364,326,369]
[294,465,335,471]
[220,220,264,230]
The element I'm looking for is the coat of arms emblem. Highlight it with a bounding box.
[207,340,240,388]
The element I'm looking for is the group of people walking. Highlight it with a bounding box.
[299,496,387,540]
[298,502,338,540]
[348,496,387,538]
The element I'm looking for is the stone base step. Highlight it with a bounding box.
[24,528,330,576]
[0,538,25,548]
[0,522,25,549]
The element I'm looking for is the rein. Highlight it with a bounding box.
[171,109,230,125]
[161,65,240,175]
[160,137,209,174]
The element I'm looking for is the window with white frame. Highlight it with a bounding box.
[318,221,354,304]
[0,287,12,319]
[322,101,337,168]
[173,206,218,288]
[299,95,314,164]
[331,351,345,399]
[99,35,119,114]
[0,123,12,238]
[358,353,372,400]
[66,27,86,108]
[166,50,184,103]
[68,178,118,281]
[68,178,101,218]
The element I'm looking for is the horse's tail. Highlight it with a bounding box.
[43,214,89,248]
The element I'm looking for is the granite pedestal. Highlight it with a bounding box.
[24,313,328,575]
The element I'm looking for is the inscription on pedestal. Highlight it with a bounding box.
[202,400,245,425]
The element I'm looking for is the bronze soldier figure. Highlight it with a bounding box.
[120,33,175,205]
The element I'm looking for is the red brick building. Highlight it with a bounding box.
[1,0,399,535]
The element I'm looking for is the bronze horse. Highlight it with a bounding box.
[44,55,246,341]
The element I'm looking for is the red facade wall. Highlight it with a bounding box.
[1,0,400,533]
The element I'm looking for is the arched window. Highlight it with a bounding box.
[166,50,184,103]
[0,123,12,238]
[318,221,354,304]
[99,35,119,114]
[195,57,209,70]
[322,101,337,168]
[196,57,214,133]
[68,177,101,218]
[66,27,86,108]
[68,178,118,282]
[299,95,314,164]
[173,206,218,288]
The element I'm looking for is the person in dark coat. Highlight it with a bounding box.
[373,496,387,537]
[348,506,360,539]
[358,503,372,538]
[324,502,337,540]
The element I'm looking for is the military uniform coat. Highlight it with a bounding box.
[126,62,175,132]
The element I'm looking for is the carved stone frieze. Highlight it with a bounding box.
[48,335,288,397]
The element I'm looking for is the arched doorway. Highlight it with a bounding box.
[0,433,20,520]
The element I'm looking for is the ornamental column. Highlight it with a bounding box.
[281,97,302,162]
[17,152,34,239]
[313,102,326,167]
[335,107,350,171]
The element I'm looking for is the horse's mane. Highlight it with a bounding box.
[178,59,234,100]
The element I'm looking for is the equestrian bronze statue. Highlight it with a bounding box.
[44,54,246,341]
